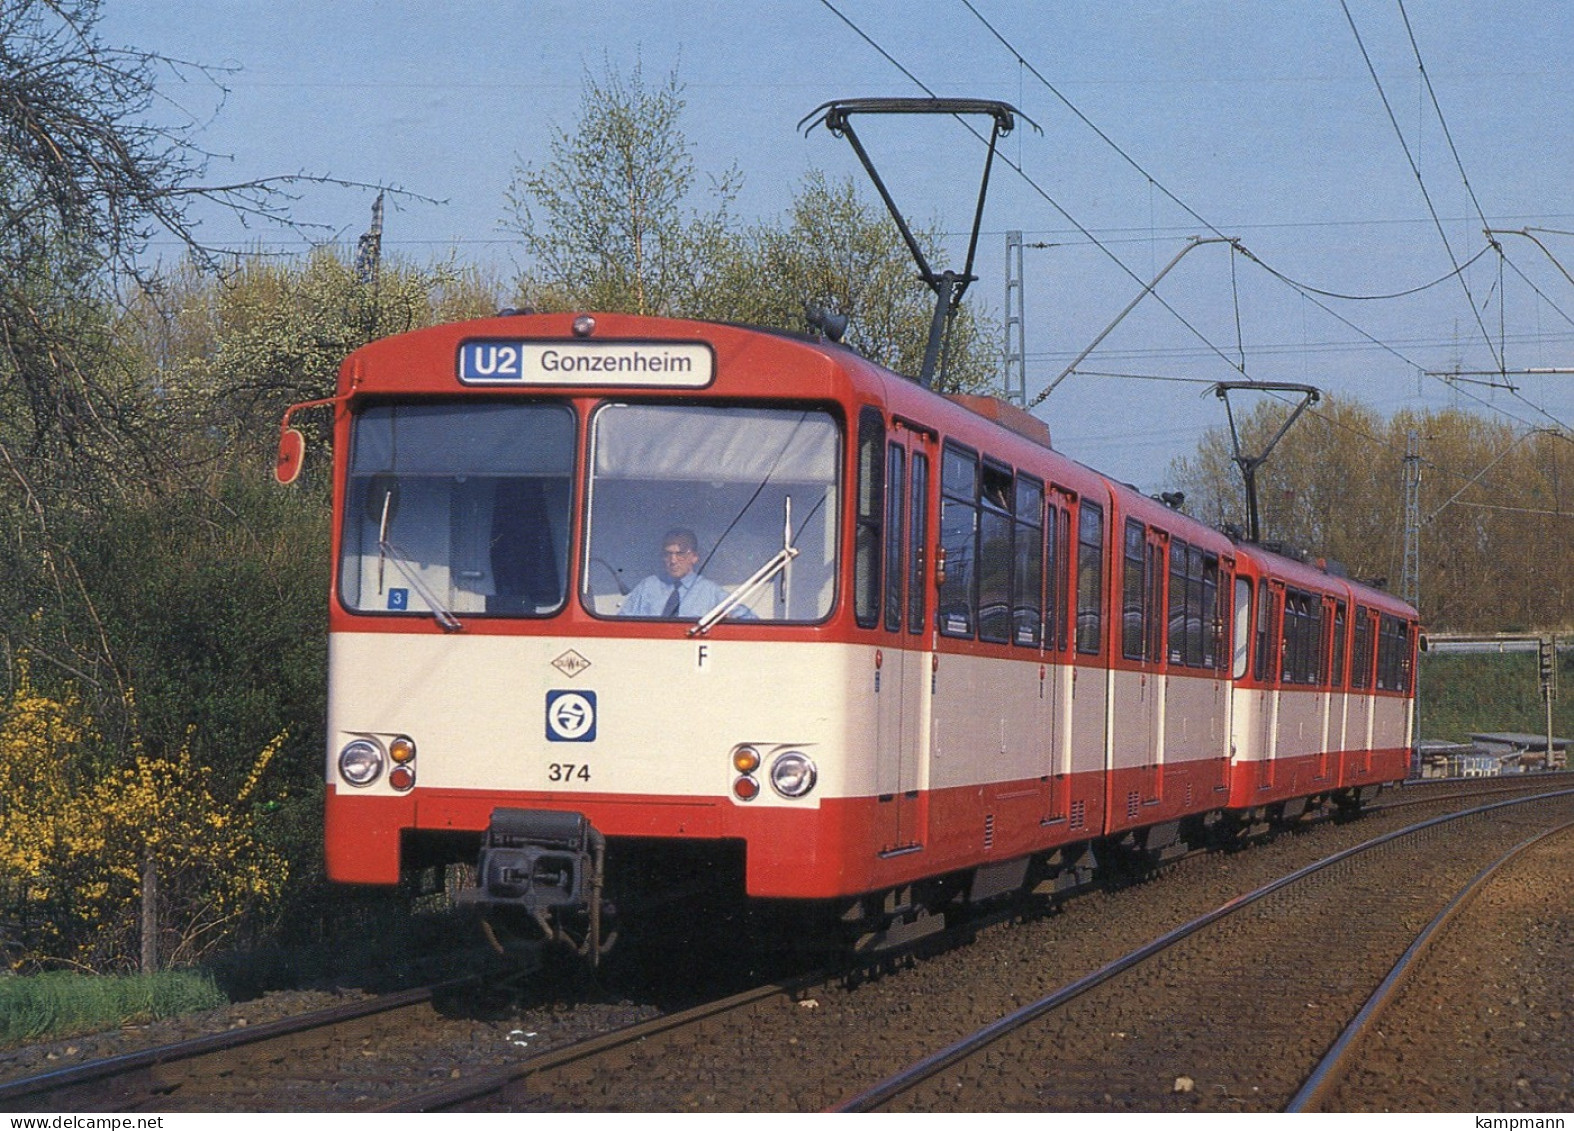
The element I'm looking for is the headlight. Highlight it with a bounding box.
[770,751,817,798]
[339,738,385,786]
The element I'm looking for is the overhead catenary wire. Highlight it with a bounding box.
[1493,231,1574,327]
[965,0,1457,436]
[814,0,1250,385]
[1247,244,1494,302]
[1338,0,1502,373]
[953,1,1573,435]
[818,1,1571,459]
[958,0,1501,310]
[1397,0,1496,244]
[1393,0,1574,430]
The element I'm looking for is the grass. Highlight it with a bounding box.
[1417,650,1573,744]
[0,969,228,1048]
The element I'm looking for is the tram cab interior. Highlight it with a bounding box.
[580,403,840,621]
[338,397,843,625]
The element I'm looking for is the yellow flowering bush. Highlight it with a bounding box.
[0,659,84,890]
[0,661,288,972]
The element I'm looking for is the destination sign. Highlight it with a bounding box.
[458,340,714,387]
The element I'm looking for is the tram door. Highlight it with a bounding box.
[1255,581,1284,791]
[1314,595,1338,782]
[1117,519,1166,808]
[1138,528,1167,804]
[1044,493,1075,821]
[873,428,933,852]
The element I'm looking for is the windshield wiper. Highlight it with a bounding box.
[377,489,462,632]
[690,497,799,636]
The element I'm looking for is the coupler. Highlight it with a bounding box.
[457,808,614,965]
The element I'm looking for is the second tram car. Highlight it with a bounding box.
[279,310,1417,957]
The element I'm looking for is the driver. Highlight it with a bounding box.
[618,528,735,619]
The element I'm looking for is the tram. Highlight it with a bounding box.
[276,308,1417,959]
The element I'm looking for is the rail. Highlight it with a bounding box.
[830,788,1574,1111]
[0,977,477,1107]
[1285,816,1574,1111]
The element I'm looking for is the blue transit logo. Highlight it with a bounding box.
[545,690,597,742]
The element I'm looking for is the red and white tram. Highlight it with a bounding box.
[279,309,1417,956]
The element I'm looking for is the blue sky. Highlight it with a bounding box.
[103,1,1574,492]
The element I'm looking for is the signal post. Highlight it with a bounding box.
[1541,636,1561,769]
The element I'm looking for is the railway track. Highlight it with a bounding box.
[0,979,488,1111]
[368,779,1574,1112]
[1382,774,1569,808]
[1290,815,1574,1111]
[832,788,1574,1112]
[4,776,1567,1112]
[378,975,826,1112]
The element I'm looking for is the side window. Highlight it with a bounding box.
[1376,615,1393,690]
[977,461,1014,644]
[1332,602,1347,687]
[1317,602,1333,686]
[1148,539,1165,663]
[1290,591,1319,684]
[1351,608,1373,689]
[1122,518,1146,661]
[1167,541,1216,670]
[854,408,884,629]
[907,452,929,634]
[1283,591,1308,684]
[1168,539,1188,664]
[1312,600,1327,685]
[1254,584,1279,682]
[1233,576,1252,679]
[1202,556,1227,673]
[1047,503,1068,652]
[1013,475,1044,647]
[1199,551,1219,669]
[1377,614,1409,691]
[1402,621,1416,693]
[938,443,977,637]
[883,443,906,632]
[1075,501,1104,654]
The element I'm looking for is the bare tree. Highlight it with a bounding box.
[1170,398,1574,632]
[0,0,394,449]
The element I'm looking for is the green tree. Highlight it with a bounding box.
[1170,396,1401,573]
[0,660,289,972]
[0,1,513,969]
[1406,416,1573,632]
[0,247,501,971]
[703,171,1001,393]
[125,248,500,449]
[4,247,499,765]
[502,60,740,317]
[505,65,1003,394]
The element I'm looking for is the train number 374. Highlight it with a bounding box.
[548,763,592,783]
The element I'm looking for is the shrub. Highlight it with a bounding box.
[0,662,289,973]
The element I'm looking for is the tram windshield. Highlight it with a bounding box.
[583,404,840,622]
[339,402,575,618]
